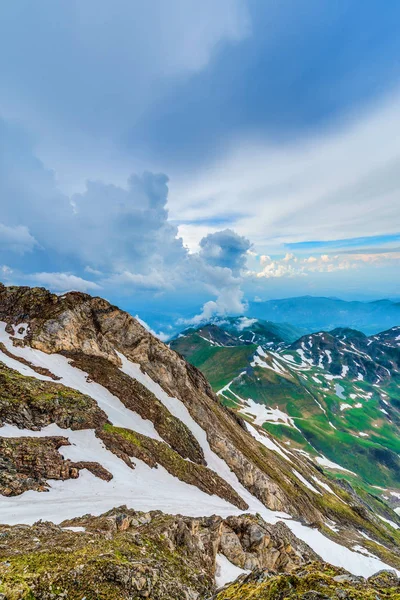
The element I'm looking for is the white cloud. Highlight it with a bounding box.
[104,270,174,292]
[182,284,245,325]
[28,272,101,293]
[134,314,169,342]
[236,316,257,331]
[254,250,400,279]
[170,89,400,254]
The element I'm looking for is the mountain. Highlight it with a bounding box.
[248,296,400,335]
[171,320,400,506]
[1,285,400,598]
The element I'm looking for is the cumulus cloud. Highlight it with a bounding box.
[199,229,251,274]
[0,118,186,286]
[254,250,400,279]
[181,231,250,324]
[0,117,252,322]
[182,285,245,325]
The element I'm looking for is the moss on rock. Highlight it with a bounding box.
[214,561,400,599]
[0,362,108,431]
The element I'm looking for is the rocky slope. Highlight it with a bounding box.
[215,562,400,599]
[0,507,319,599]
[1,284,400,598]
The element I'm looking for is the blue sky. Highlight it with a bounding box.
[1,1,400,331]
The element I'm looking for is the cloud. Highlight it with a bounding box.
[171,89,400,255]
[256,254,302,279]
[0,119,186,285]
[0,224,37,254]
[182,285,245,325]
[28,272,101,293]
[254,249,400,279]
[0,117,252,321]
[199,228,251,274]
[236,316,257,331]
[0,0,249,182]
[134,314,169,342]
[104,270,174,292]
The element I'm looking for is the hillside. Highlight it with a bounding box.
[0,284,400,598]
[171,319,400,509]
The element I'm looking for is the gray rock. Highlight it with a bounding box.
[333,573,365,585]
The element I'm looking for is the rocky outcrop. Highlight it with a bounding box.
[0,361,108,431]
[218,515,318,572]
[0,436,111,496]
[0,508,317,599]
[214,562,400,599]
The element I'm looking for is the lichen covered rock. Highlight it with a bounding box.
[214,561,400,599]
[0,508,318,600]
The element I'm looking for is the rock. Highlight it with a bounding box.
[368,569,399,587]
[333,573,365,584]
[0,437,111,496]
[115,514,131,531]
[214,561,400,599]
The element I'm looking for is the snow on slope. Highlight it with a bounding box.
[0,323,161,440]
[215,553,249,588]
[117,352,289,523]
[116,353,399,577]
[0,423,239,524]
[287,520,398,577]
[245,423,292,462]
[0,323,397,576]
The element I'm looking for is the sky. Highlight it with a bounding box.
[1,1,400,332]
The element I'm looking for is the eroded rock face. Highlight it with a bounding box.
[0,436,111,496]
[0,508,318,599]
[219,516,318,572]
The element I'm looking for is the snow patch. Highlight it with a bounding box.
[377,515,399,530]
[292,470,321,495]
[246,423,292,462]
[215,554,249,588]
[315,456,356,474]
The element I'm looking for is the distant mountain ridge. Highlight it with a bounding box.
[248,296,400,335]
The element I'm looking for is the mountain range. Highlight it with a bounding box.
[0,285,400,598]
[171,317,400,509]
[247,296,400,335]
